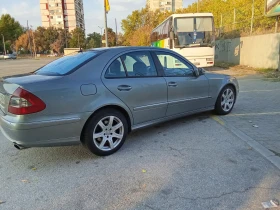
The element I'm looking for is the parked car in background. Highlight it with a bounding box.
[47,53,58,57]
[4,54,17,60]
[0,47,239,156]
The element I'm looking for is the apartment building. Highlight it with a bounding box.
[40,0,85,32]
[146,0,183,12]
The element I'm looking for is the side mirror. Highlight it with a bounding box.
[198,68,205,76]
[169,31,174,40]
[194,68,200,77]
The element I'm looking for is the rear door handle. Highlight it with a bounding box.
[117,85,132,91]
[168,82,177,87]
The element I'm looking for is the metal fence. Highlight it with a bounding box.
[215,15,279,39]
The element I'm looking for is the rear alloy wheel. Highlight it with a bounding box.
[215,86,236,115]
[83,109,128,156]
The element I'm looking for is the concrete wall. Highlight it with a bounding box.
[215,33,280,69]
[64,48,81,56]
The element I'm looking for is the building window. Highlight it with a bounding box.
[50,16,53,19]
[57,15,61,18]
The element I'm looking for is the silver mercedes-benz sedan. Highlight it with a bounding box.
[0,47,239,156]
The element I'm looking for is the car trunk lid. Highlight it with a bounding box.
[0,74,61,115]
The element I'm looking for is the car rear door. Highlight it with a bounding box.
[102,50,168,125]
[153,51,211,116]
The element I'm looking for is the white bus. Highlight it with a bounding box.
[151,13,215,67]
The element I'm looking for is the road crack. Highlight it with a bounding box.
[177,187,280,201]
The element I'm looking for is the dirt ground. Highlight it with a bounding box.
[208,65,280,80]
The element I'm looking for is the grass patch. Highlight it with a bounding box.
[214,62,236,69]
[256,68,280,81]
[269,149,280,157]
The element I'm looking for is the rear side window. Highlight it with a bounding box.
[121,52,157,77]
[35,51,99,76]
[105,58,126,78]
[105,51,158,78]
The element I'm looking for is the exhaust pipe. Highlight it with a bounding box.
[14,143,27,150]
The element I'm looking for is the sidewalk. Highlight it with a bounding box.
[211,67,280,155]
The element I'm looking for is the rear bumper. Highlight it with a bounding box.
[0,114,88,147]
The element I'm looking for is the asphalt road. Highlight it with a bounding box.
[220,77,280,154]
[0,58,56,77]
[1,59,280,210]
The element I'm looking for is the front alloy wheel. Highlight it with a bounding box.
[221,88,235,112]
[215,86,236,115]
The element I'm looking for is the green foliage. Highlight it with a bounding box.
[180,0,276,37]
[0,14,23,53]
[69,28,86,49]
[86,32,102,49]
[102,28,117,47]
[121,7,171,46]
[121,0,277,45]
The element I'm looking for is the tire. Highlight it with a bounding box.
[82,108,128,156]
[215,85,236,115]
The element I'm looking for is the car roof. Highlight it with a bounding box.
[87,46,171,54]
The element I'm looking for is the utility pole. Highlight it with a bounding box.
[233,8,236,30]
[98,26,103,36]
[78,33,80,50]
[98,26,103,47]
[275,16,279,33]
[1,34,6,55]
[27,21,32,57]
[104,3,108,47]
[65,29,68,48]
[115,18,118,46]
[250,0,254,35]
[220,14,223,37]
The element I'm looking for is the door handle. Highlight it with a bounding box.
[168,82,177,87]
[117,85,132,91]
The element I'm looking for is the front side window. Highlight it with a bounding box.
[121,52,157,77]
[155,52,194,77]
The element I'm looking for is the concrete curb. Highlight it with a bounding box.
[213,115,280,170]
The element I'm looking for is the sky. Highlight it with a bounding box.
[0,0,194,36]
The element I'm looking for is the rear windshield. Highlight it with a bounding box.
[35,51,99,76]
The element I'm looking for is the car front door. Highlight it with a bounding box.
[102,51,168,125]
[154,51,211,116]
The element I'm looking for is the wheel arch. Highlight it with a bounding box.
[80,105,133,143]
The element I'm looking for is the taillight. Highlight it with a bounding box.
[8,87,46,115]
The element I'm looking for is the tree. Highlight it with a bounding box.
[121,7,171,46]
[52,28,68,53]
[102,28,116,47]
[0,14,23,52]
[116,33,124,46]
[86,32,102,49]
[14,32,30,53]
[69,28,86,49]
[43,27,59,50]
[34,27,48,52]
[130,25,153,46]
